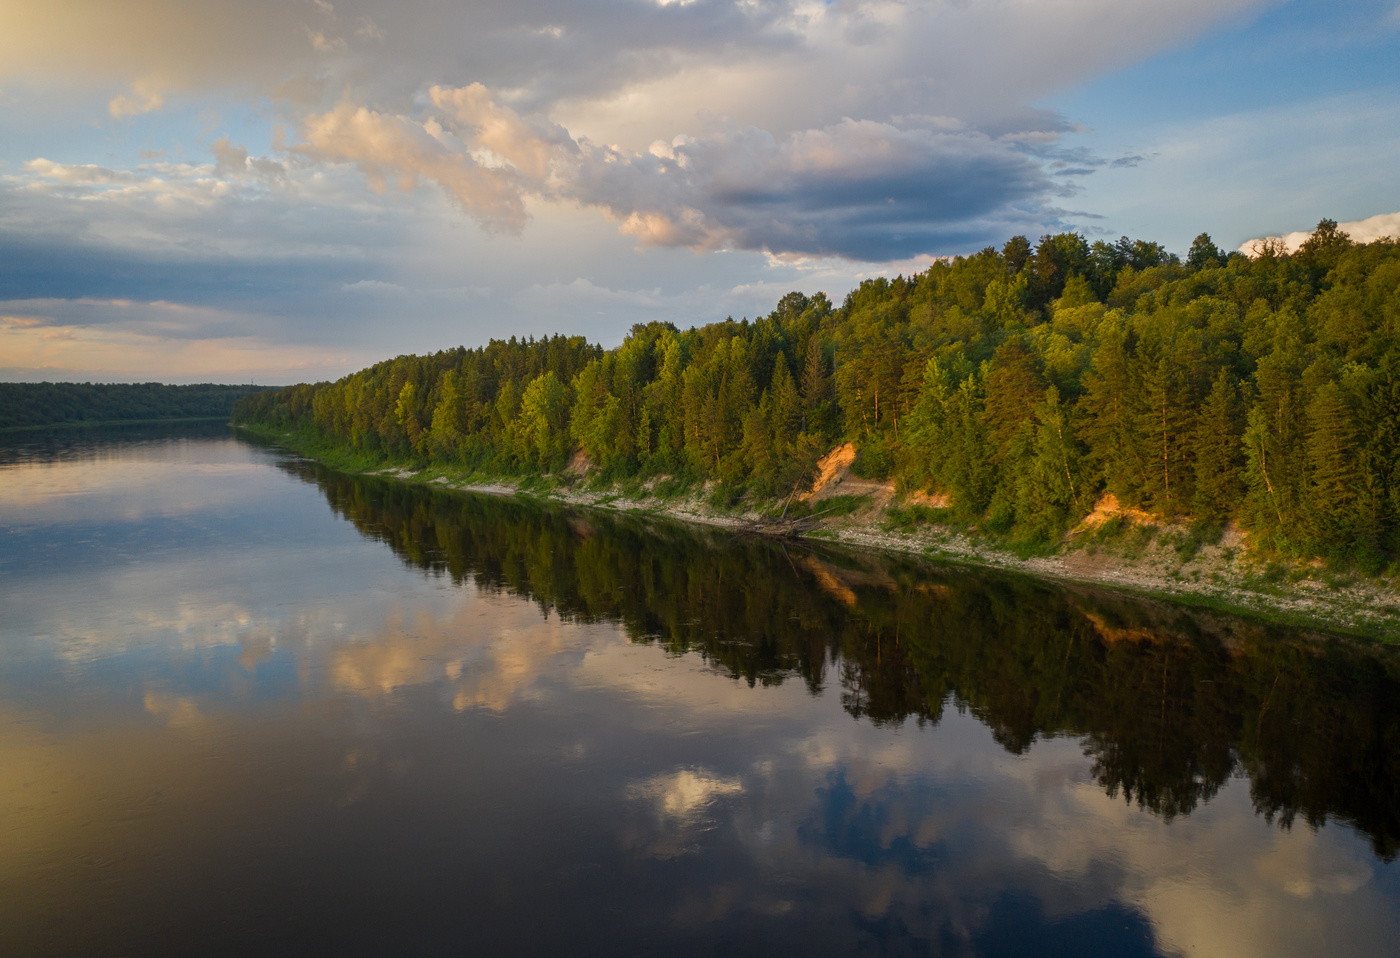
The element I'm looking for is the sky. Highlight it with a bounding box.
[0,0,1398,384]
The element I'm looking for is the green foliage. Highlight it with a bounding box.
[884,503,958,531]
[237,225,1400,569]
[1173,519,1225,563]
[850,441,894,480]
[706,482,745,510]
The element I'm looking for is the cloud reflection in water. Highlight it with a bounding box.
[1,428,1398,956]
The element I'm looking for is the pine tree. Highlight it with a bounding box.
[800,335,828,419]
[1077,328,1142,504]
[768,359,802,454]
[1018,385,1085,538]
[1243,345,1307,546]
[1186,233,1225,272]
[1302,380,1361,554]
[949,374,993,518]
[1191,370,1245,520]
[635,404,653,464]
[1136,353,1195,514]
[982,338,1047,462]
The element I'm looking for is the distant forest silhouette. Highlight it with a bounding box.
[4,382,268,430]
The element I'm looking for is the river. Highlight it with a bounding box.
[1,422,1397,956]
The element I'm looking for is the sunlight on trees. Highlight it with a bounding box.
[236,221,1400,566]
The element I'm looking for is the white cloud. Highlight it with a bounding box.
[23,158,142,185]
[296,85,1055,259]
[0,0,1271,258]
[1240,209,1400,255]
[296,99,528,230]
[430,83,577,182]
[107,78,165,118]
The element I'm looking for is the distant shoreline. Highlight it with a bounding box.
[0,416,232,434]
[238,424,1400,642]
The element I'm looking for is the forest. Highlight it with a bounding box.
[234,220,1400,568]
[2,382,269,430]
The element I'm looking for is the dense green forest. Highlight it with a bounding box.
[235,220,1400,568]
[284,460,1400,859]
[2,382,270,430]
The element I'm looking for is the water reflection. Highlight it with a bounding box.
[294,461,1400,860]
[0,427,1396,957]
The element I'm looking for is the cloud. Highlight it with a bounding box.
[307,30,347,54]
[22,158,140,186]
[584,117,1053,259]
[0,1,315,100]
[354,16,385,41]
[296,99,527,230]
[5,0,1342,379]
[1240,209,1400,255]
[300,85,1057,259]
[1,150,827,362]
[0,318,360,383]
[430,83,578,182]
[0,298,370,382]
[108,78,165,118]
[0,1,1267,256]
[210,138,287,182]
[341,279,406,294]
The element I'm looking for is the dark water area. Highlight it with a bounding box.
[2,425,1398,956]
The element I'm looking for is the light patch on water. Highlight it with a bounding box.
[630,767,745,822]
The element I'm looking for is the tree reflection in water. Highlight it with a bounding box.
[291,460,1400,861]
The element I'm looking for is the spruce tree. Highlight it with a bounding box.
[1191,370,1245,521]
[1077,328,1142,504]
[1303,380,1361,554]
[1136,353,1196,514]
[982,338,1047,462]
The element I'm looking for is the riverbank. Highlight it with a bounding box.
[241,424,1400,640]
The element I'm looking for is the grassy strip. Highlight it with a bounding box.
[235,423,400,474]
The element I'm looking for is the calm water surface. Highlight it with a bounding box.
[1,423,1398,956]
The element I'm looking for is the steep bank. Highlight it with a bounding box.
[239,424,1400,640]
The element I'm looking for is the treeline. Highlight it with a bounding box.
[286,461,1400,859]
[1,382,270,430]
[236,221,1400,567]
